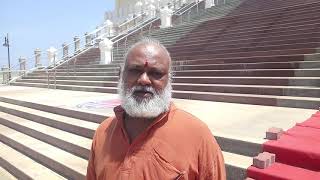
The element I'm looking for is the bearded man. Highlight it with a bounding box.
[86,38,226,180]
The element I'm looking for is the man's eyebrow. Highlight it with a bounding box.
[127,64,143,69]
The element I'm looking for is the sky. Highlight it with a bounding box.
[0,0,115,69]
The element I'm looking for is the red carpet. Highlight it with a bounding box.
[247,111,320,179]
[247,163,320,180]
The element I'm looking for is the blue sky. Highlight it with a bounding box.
[0,0,115,69]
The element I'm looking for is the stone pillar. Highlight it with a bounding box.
[160,6,174,28]
[147,4,157,18]
[135,1,143,15]
[47,47,58,66]
[99,38,113,64]
[1,66,9,83]
[95,26,102,38]
[62,43,69,59]
[19,57,26,76]
[104,20,114,37]
[85,33,92,47]
[205,0,215,9]
[34,48,42,67]
[74,36,80,54]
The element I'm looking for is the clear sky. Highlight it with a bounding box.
[0,0,115,69]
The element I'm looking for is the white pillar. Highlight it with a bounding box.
[1,66,9,83]
[47,47,58,65]
[104,20,114,37]
[34,48,42,67]
[19,57,26,76]
[62,43,69,59]
[205,0,215,9]
[74,36,80,54]
[147,4,157,18]
[135,1,143,15]
[99,38,113,64]
[160,6,173,28]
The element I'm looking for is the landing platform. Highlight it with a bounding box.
[0,85,316,144]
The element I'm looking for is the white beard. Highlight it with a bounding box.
[118,80,172,118]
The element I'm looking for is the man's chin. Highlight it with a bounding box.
[132,93,154,102]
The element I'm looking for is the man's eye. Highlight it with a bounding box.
[148,71,163,79]
[128,69,141,74]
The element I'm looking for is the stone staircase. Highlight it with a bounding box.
[2,0,320,179]
[0,94,258,180]
[13,0,320,109]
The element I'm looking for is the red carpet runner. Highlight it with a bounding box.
[247,111,320,180]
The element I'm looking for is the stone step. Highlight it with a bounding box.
[0,125,87,179]
[223,151,252,180]
[173,77,320,86]
[172,83,320,98]
[172,48,316,60]
[0,166,17,180]
[21,75,119,81]
[35,61,320,73]
[13,80,320,98]
[173,69,320,77]
[0,111,92,159]
[0,142,65,180]
[25,68,320,78]
[113,54,308,65]
[169,34,320,51]
[172,90,320,109]
[9,82,320,109]
[0,101,98,138]
[199,7,320,31]
[16,76,320,87]
[174,21,320,46]
[171,42,320,57]
[0,96,105,123]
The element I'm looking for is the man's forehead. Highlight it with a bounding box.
[126,43,169,67]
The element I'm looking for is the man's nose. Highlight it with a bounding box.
[137,72,151,85]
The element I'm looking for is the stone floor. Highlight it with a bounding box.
[0,85,316,143]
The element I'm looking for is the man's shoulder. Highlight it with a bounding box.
[169,107,209,133]
[95,116,117,133]
[172,107,206,125]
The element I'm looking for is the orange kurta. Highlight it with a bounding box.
[86,104,226,180]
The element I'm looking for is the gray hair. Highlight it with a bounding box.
[120,37,173,79]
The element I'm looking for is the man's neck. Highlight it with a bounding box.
[123,114,156,143]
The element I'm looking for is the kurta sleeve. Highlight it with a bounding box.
[198,127,226,180]
[86,133,97,180]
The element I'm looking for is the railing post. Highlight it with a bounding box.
[74,36,80,54]
[34,48,42,67]
[85,33,92,47]
[160,6,173,28]
[205,0,215,9]
[1,66,9,84]
[47,47,57,67]
[99,38,113,64]
[62,43,69,60]
[19,57,26,76]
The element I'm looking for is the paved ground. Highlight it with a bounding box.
[0,85,317,143]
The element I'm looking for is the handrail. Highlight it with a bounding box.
[174,0,201,15]
[118,12,146,28]
[113,17,159,44]
[173,2,195,15]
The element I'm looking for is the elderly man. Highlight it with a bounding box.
[86,38,226,180]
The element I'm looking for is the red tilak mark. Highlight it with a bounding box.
[144,61,148,68]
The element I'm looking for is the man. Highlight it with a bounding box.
[86,38,226,180]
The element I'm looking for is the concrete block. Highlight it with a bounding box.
[266,127,284,140]
[262,152,276,163]
[253,153,271,169]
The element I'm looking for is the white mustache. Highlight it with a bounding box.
[132,86,156,95]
